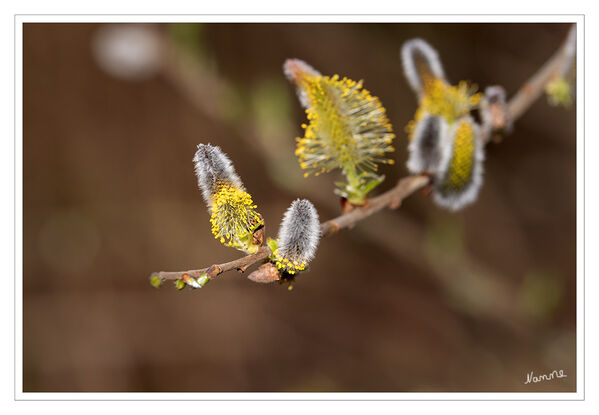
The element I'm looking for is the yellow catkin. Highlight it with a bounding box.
[406,77,481,140]
[444,120,475,189]
[209,183,263,252]
[295,73,395,176]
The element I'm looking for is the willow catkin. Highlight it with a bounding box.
[193,144,263,253]
[273,199,320,275]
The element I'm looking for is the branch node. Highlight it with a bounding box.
[389,198,402,210]
[340,197,354,215]
[206,264,223,278]
[252,226,265,247]
[421,183,434,198]
[328,221,341,235]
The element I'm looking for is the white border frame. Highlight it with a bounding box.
[14,14,584,401]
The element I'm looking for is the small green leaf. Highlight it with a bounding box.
[196,274,211,287]
[174,279,186,290]
[335,169,385,205]
[185,273,210,289]
[359,173,385,195]
[267,237,279,254]
[186,277,200,289]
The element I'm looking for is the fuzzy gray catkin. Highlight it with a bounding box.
[402,39,448,176]
[273,199,320,275]
[193,143,245,211]
[283,58,322,109]
[406,113,447,174]
[401,38,446,98]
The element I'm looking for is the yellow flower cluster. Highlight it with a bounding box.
[295,73,395,178]
[209,183,263,253]
[406,77,481,140]
[273,250,306,275]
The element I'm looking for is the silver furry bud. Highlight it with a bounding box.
[192,144,244,211]
[406,113,448,174]
[481,85,512,135]
[401,38,446,98]
[283,58,322,108]
[274,199,320,274]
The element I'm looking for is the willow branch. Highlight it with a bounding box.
[155,174,430,282]
[152,24,576,285]
[506,24,576,122]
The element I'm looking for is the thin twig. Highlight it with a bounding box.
[152,24,576,285]
[506,25,576,122]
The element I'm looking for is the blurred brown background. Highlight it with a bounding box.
[22,22,576,392]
